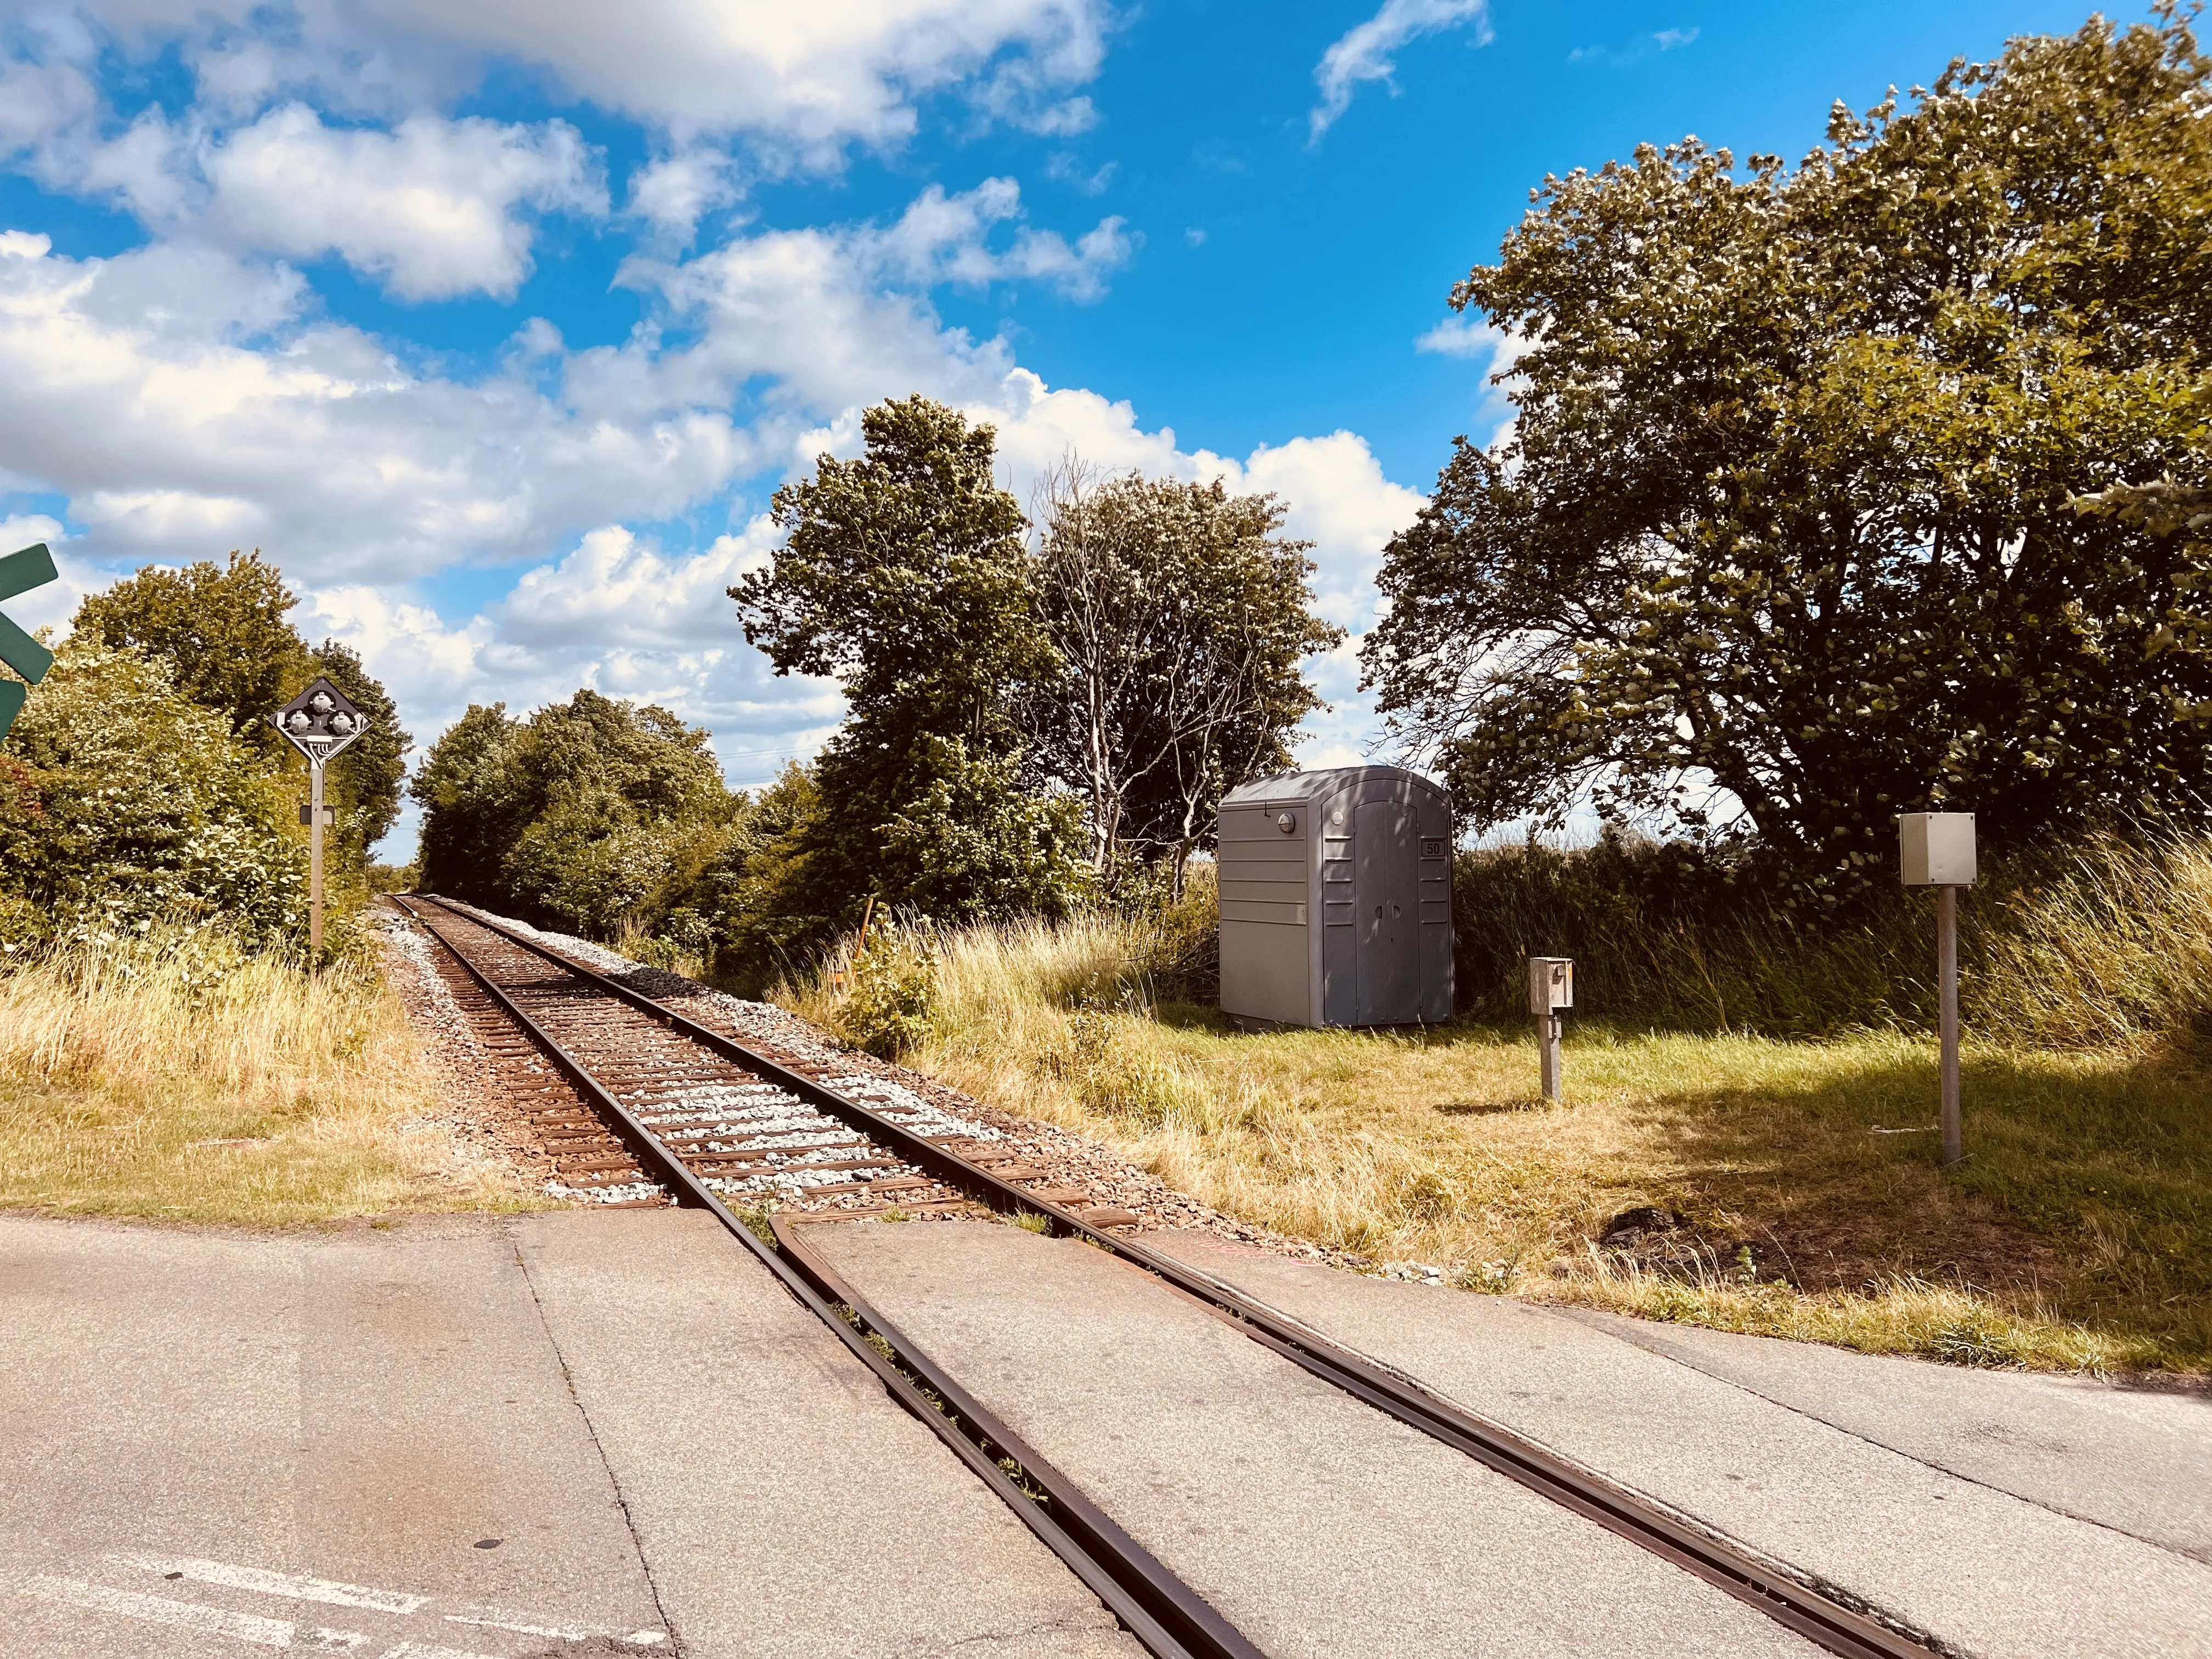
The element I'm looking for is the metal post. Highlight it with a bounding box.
[309,760,325,968]
[1937,884,1960,1167]
[1539,1012,1563,1104]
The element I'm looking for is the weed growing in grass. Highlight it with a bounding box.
[1012,1209,1054,1235]
[0,924,525,1226]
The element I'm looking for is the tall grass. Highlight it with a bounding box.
[0,928,523,1224]
[1453,828,2212,1046]
[778,842,2212,1372]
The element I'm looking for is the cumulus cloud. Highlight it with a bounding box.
[866,178,1132,299]
[21,97,607,300]
[1310,0,1491,142]
[18,0,1111,159]
[628,148,742,245]
[202,106,606,299]
[0,166,1143,602]
[0,233,757,581]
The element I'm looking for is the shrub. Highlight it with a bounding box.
[832,924,939,1059]
[0,643,309,956]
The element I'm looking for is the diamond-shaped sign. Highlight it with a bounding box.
[273,676,370,766]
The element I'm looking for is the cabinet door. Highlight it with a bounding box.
[1355,800,1419,1024]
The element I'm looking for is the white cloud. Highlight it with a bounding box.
[25,0,1111,160]
[1044,152,1115,195]
[1655,27,1700,50]
[1413,314,1491,357]
[867,178,1131,299]
[202,106,606,300]
[1414,314,1533,376]
[498,522,779,650]
[0,170,1141,600]
[0,234,758,581]
[1310,0,1490,142]
[628,148,742,245]
[22,98,606,300]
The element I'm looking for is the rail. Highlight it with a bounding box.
[397,893,1934,1659]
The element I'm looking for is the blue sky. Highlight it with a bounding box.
[0,0,2133,853]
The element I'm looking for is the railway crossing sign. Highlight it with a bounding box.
[273,676,371,966]
[273,676,370,765]
[0,541,59,742]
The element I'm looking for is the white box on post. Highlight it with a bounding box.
[1899,812,1977,887]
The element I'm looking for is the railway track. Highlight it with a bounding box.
[395,893,1935,1659]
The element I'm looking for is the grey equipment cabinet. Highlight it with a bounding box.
[1217,765,1454,1029]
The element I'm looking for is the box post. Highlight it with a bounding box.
[1937,884,1960,1167]
[1527,957,1572,1103]
[1898,812,1974,1168]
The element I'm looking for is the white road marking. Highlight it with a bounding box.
[109,1552,427,1615]
[442,1611,590,1639]
[381,1644,507,1659]
[24,1574,301,1647]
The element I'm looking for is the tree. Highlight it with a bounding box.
[1363,12,2212,885]
[74,551,314,759]
[0,641,305,952]
[409,690,737,936]
[312,637,411,853]
[730,395,1084,929]
[411,703,523,904]
[72,552,410,860]
[1026,466,1345,893]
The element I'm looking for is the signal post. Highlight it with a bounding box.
[273,678,370,964]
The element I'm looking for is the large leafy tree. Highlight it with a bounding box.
[1364,12,2212,881]
[72,551,410,861]
[74,551,312,754]
[730,395,1087,928]
[1026,468,1344,893]
[0,642,306,952]
[409,690,736,935]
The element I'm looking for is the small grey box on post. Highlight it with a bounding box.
[1217,765,1453,1029]
[1898,812,1976,1168]
[1899,812,1977,887]
[1528,957,1572,1103]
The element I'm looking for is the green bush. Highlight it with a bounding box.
[0,643,309,956]
[832,925,939,1059]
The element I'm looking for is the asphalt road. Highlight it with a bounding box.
[9,1205,2205,1658]
[812,1218,2212,1659]
[0,1210,1136,1659]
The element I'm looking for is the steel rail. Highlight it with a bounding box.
[409,894,1937,1659]
[394,895,1259,1659]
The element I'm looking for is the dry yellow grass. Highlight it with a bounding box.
[786,913,2210,1374]
[0,929,529,1226]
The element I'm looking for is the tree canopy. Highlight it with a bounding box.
[0,641,305,952]
[73,551,410,856]
[410,690,736,937]
[731,395,1088,928]
[1363,12,2212,880]
[1025,468,1344,890]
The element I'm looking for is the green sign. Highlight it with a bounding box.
[0,542,58,742]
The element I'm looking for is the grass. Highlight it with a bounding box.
[0,929,528,1227]
[782,912,2211,1375]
